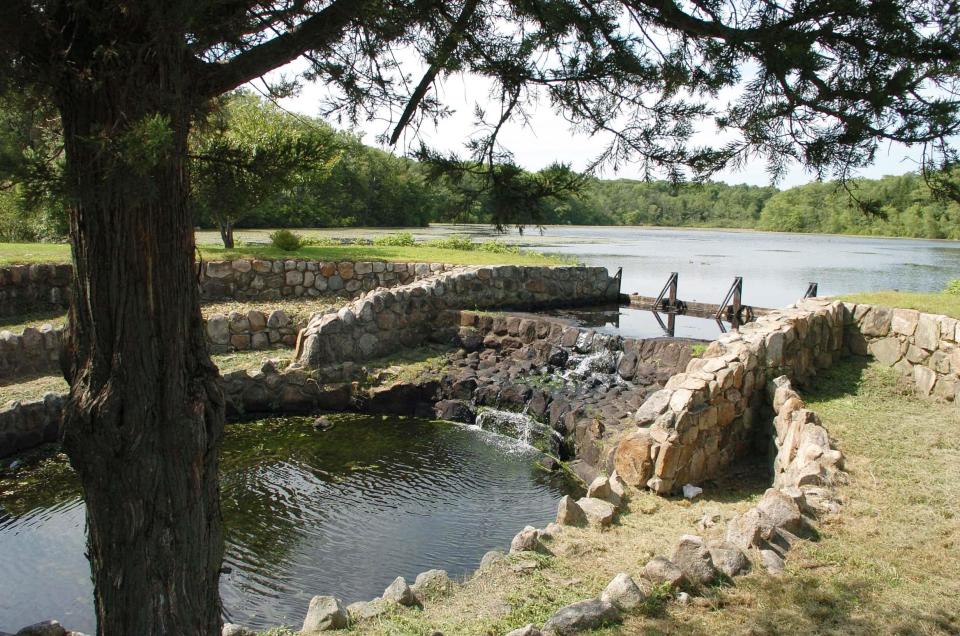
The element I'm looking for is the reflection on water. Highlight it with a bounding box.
[0,415,577,633]
[540,305,727,340]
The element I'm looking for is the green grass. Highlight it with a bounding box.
[838,290,960,319]
[0,374,68,403]
[0,308,66,332]
[0,243,72,265]
[0,241,567,266]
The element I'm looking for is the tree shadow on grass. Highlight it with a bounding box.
[802,355,873,403]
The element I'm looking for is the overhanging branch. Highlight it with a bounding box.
[198,0,373,98]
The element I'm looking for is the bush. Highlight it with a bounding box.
[425,234,475,251]
[269,229,304,251]
[373,232,416,247]
[477,239,520,254]
[945,279,960,295]
[301,236,340,247]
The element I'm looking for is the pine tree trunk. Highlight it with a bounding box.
[55,56,225,636]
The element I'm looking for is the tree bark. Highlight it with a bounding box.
[219,221,235,249]
[55,49,225,636]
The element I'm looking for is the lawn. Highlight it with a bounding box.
[0,241,568,267]
[838,290,960,319]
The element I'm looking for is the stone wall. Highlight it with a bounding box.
[296,265,621,368]
[0,258,457,318]
[204,309,300,354]
[0,393,64,458]
[767,375,844,490]
[0,308,302,379]
[0,263,72,317]
[844,302,959,401]
[611,298,846,495]
[199,258,457,301]
[0,325,62,377]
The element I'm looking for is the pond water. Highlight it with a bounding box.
[0,415,577,634]
[535,304,731,341]
[319,224,958,309]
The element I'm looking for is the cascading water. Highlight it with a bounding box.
[473,408,562,455]
[564,349,618,380]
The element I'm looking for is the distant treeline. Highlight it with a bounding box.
[2,90,959,241]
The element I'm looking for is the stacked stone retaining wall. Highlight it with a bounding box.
[611,298,846,494]
[296,265,621,368]
[843,302,960,401]
[0,325,62,377]
[0,393,64,457]
[0,307,303,379]
[0,263,72,317]
[199,258,457,301]
[0,259,457,318]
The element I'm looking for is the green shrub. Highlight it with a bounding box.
[301,236,339,247]
[269,229,303,251]
[944,279,960,295]
[373,231,416,247]
[425,234,475,251]
[477,239,520,254]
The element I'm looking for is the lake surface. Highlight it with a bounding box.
[0,415,576,634]
[215,224,960,339]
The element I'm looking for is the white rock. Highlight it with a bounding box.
[682,483,703,500]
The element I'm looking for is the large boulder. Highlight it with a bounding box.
[301,596,348,633]
[480,550,507,569]
[542,598,620,635]
[670,535,718,586]
[576,497,616,526]
[381,576,418,606]
[511,525,548,554]
[642,557,685,589]
[556,495,587,527]
[222,624,256,636]
[586,476,622,507]
[756,489,803,535]
[600,573,645,611]
[411,569,453,602]
[725,508,764,550]
[613,430,654,487]
[707,540,752,578]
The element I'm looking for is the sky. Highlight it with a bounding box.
[271,65,927,190]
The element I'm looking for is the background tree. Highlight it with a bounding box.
[0,1,957,634]
[0,84,67,241]
[191,90,340,247]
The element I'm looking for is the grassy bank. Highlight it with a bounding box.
[838,290,960,319]
[333,359,958,635]
[0,241,567,267]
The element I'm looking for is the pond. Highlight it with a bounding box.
[0,415,578,634]
[285,224,957,310]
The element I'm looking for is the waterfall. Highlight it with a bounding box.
[473,408,561,455]
[564,349,617,380]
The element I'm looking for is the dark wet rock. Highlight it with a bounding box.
[312,416,334,431]
[15,622,66,636]
[548,347,569,368]
[434,399,476,423]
